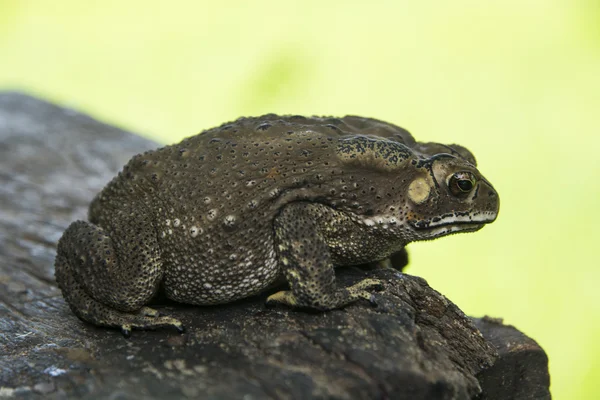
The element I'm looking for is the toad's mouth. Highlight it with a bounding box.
[410,223,485,240]
[409,211,498,230]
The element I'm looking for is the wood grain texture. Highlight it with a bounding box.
[0,93,550,399]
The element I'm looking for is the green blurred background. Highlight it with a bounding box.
[1,0,598,398]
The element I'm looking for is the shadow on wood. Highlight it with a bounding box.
[0,93,550,399]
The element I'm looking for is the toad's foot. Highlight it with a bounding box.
[68,294,184,338]
[118,306,184,337]
[69,290,184,338]
[346,278,384,305]
[120,315,184,338]
[266,278,384,310]
[138,306,160,317]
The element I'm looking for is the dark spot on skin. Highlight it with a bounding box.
[256,123,272,131]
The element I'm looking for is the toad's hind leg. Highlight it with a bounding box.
[54,219,182,336]
[266,202,383,310]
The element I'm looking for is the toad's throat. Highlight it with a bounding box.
[410,211,497,230]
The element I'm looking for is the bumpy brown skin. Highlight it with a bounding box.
[55,115,499,336]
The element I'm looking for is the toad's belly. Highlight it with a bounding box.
[161,246,281,305]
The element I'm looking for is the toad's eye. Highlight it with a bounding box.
[448,172,476,195]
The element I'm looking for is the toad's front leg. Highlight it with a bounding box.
[266,202,383,310]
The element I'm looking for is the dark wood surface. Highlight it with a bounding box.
[0,92,550,399]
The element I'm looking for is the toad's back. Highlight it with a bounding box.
[106,114,417,217]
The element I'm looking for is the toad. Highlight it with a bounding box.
[55,115,499,336]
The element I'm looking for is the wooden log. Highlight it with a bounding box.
[0,93,550,399]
